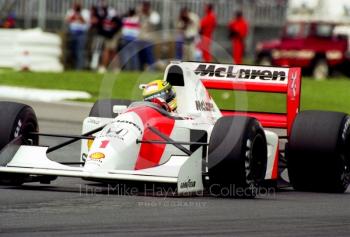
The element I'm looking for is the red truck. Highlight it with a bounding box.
[255,20,350,79]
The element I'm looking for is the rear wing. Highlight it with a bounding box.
[183,62,301,136]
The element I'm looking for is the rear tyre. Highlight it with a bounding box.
[208,116,267,198]
[89,99,132,118]
[287,111,350,193]
[0,102,39,185]
[312,59,329,80]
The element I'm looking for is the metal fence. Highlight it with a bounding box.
[10,0,288,31]
[2,0,288,63]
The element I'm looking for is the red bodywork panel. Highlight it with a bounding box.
[128,106,175,170]
[201,67,301,136]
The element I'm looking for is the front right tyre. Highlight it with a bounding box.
[208,116,268,198]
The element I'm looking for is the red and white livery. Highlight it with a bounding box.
[0,61,349,196]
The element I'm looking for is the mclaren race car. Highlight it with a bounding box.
[0,61,349,197]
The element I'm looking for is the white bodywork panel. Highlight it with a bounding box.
[163,62,222,122]
[264,130,279,179]
[81,117,112,162]
[0,145,204,194]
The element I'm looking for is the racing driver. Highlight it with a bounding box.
[141,79,177,113]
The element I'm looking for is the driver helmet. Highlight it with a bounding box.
[142,80,177,112]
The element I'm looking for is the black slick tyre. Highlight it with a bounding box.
[208,116,267,198]
[287,111,350,193]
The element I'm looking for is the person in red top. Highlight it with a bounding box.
[228,11,248,64]
[199,4,216,62]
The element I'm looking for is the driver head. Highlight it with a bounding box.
[141,80,177,112]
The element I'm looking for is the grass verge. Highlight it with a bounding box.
[0,70,349,114]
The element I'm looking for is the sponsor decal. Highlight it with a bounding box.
[114,120,142,134]
[144,83,159,94]
[290,72,298,98]
[14,120,22,137]
[195,100,214,112]
[87,118,101,125]
[101,127,129,140]
[87,139,94,150]
[180,179,196,189]
[194,64,286,81]
[89,152,105,160]
[99,140,109,148]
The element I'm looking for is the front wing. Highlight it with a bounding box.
[0,145,204,194]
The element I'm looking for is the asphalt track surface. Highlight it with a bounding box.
[0,101,349,236]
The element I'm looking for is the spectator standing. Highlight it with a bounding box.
[120,9,141,70]
[176,8,200,61]
[89,6,100,35]
[98,8,123,73]
[138,1,160,70]
[228,11,248,64]
[89,5,104,70]
[65,3,89,70]
[199,4,216,62]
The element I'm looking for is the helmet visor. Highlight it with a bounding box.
[144,89,176,103]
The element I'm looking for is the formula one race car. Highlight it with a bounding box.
[0,61,349,197]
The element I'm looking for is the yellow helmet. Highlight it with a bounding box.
[142,80,177,112]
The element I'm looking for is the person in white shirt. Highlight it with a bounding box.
[65,3,90,70]
[138,1,160,70]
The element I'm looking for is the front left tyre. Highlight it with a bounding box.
[0,102,39,150]
[0,102,39,185]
